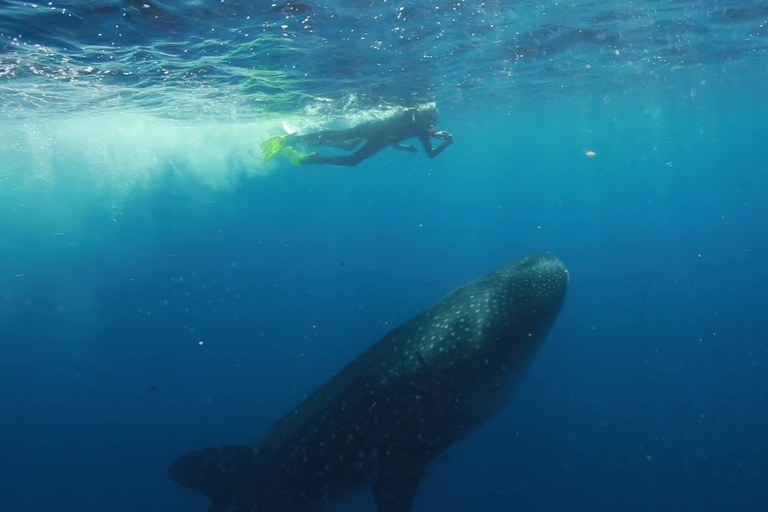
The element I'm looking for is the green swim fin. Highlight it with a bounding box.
[260,135,286,162]
[260,135,315,166]
[278,146,313,166]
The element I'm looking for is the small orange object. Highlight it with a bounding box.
[585,150,596,157]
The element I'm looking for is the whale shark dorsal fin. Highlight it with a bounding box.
[372,467,424,512]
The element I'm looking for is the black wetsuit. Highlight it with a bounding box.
[286,109,452,166]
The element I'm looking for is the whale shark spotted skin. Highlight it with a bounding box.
[170,252,569,512]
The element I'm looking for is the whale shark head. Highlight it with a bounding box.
[482,252,569,350]
[465,253,567,388]
[415,252,568,380]
[496,251,568,315]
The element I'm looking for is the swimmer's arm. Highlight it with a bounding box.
[431,131,453,141]
[391,142,418,153]
[418,132,453,158]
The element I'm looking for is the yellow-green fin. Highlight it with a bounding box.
[260,135,286,162]
[278,145,311,166]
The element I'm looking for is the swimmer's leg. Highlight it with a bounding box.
[318,138,365,150]
[287,122,374,149]
[302,138,387,167]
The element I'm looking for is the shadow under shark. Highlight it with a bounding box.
[170,253,569,512]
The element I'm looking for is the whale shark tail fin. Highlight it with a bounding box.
[169,445,271,509]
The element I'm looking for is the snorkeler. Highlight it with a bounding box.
[260,105,453,167]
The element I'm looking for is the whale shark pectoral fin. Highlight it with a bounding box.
[169,445,267,509]
[372,466,425,512]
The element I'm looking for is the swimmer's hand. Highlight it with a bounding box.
[435,131,454,144]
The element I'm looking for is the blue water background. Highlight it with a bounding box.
[2,1,768,511]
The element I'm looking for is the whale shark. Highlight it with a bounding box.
[170,252,569,512]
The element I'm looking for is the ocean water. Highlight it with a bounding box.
[1,1,767,511]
